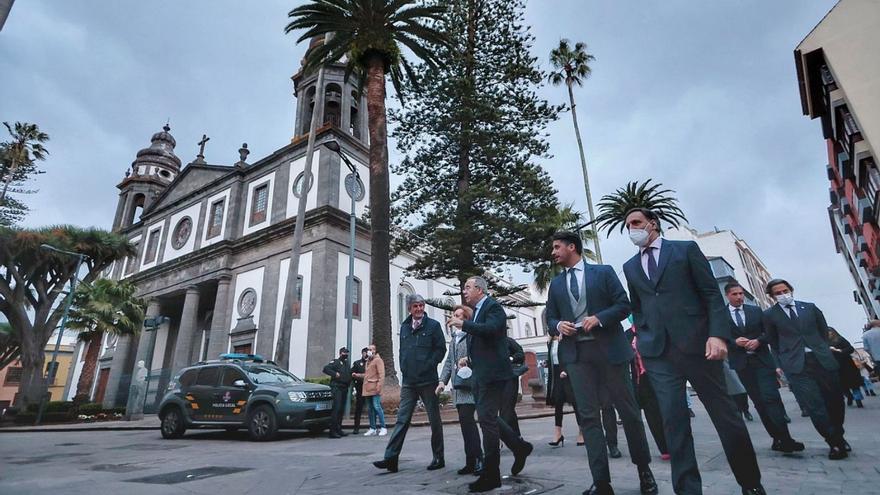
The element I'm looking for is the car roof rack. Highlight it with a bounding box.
[219,353,266,363]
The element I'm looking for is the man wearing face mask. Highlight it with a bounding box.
[622,208,764,495]
[323,347,352,439]
[762,278,848,460]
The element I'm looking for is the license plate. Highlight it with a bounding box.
[315,401,332,411]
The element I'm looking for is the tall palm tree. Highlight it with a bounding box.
[67,279,145,402]
[532,204,597,292]
[285,0,448,385]
[1,122,49,204]
[548,39,602,263]
[593,179,688,236]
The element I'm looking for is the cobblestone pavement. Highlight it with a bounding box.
[1,389,877,495]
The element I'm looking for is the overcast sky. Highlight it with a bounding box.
[3,1,867,342]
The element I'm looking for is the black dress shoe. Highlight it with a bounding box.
[583,481,615,495]
[338,430,349,437]
[352,429,360,435]
[427,458,445,470]
[775,438,805,453]
[843,440,852,452]
[468,475,501,492]
[638,468,658,494]
[511,441,533,475]
[328,432,342,439]
[742,485,767,495]
[373,458,399,472]
[457,465,475,475]
[608,445,622,458]
[828,445,848,460]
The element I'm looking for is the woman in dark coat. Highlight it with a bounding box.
[545,335,583,446]
[828,327,865,407]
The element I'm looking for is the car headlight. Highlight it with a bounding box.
[288,391,307,402]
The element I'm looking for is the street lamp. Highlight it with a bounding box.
[36,244,87,425]
[323,140,364,417]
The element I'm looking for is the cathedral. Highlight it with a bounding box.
[73,44,545,414]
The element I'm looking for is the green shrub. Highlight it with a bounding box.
[25,401,76,414]
[77,403,103,415]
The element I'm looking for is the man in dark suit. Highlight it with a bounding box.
[448,276,533,493]
[322,347,352,439]
[622,208,764,495]
[762,278,848,460]
[546,231,657,495]
[373,294,447,472]
[724,282,803,453]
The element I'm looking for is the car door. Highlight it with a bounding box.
[217,366,251,422]
[190,366,220,421]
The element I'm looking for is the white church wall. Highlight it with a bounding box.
[162,202,201,263]
[335,253,371,360]
[274,253,314,378]
[228,266,266,352]
[243,172,276,237]
[201,188,231,248]
[285,150,321,219]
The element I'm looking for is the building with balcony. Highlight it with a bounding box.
[795,0,880,318]
[665,226,774,308]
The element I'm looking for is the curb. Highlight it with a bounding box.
[0,408,561,433]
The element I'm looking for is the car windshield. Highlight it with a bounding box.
[244,365,302,385]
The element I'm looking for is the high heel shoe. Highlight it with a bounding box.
[576,439,585,446]
[548,435,565,447]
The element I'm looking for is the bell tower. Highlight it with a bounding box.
[291,36,368,145]
[112,124,182,231]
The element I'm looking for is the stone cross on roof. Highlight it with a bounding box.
[194,134,210,163]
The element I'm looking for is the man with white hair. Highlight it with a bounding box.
[373,294,447,473]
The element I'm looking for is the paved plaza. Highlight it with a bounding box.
[1,391,878,495]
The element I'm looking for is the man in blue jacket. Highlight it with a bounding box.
[622,208,764,495]
[373,294,447,472]
[546,231,657,495]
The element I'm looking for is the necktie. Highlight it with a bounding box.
[787,305,798,321]
[569,267,580,301]
[646,247,658,280]
[412,319,421,330]
[734,308,745,327]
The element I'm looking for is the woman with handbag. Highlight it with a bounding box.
[545,335,584,447]
[361,344,387,436]
[438,304,483,475]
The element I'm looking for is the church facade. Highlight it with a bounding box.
[83,55,546,412]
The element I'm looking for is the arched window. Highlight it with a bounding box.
[345,276,362,320]
[300,86,317,135]
[397,283,415,324]
[324,83,342,127]
[349,91,361,139]
[126,193,145,227]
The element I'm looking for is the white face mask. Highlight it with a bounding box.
[775,293,794,306]
[628,227,651,247]
[367,350,374,358]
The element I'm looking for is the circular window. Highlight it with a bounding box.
[238,288,258,318]
[160,170,172,179]
[171,216,193,249]
[292,171,314,198]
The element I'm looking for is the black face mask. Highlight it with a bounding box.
[341,355,349,361]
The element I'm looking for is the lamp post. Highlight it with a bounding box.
[324,140,364,417]
[36,244,87,425]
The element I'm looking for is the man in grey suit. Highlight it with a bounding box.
[762,278,848,460]
[546,231,657,495]
[622,208,764,495]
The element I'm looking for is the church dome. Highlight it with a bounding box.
[133,124,182,174]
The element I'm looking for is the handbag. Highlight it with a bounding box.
[451,335,473,390]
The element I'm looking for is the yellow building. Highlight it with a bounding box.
[0,343,76,409]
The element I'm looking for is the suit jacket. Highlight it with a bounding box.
[398,315,447,387]
[762,301,837,375]
[623,239,732,358]
[463,296,514,384]
[546,262,633,365]
[728,304,776,371]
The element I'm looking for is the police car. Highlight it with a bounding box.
[157,354,333,441]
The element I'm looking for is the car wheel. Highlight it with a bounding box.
[247,405,278,441]
[160,407,186,439]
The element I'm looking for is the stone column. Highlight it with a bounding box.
[206,276,233,359]
[170,286,200,375]
[124,299,161,420]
